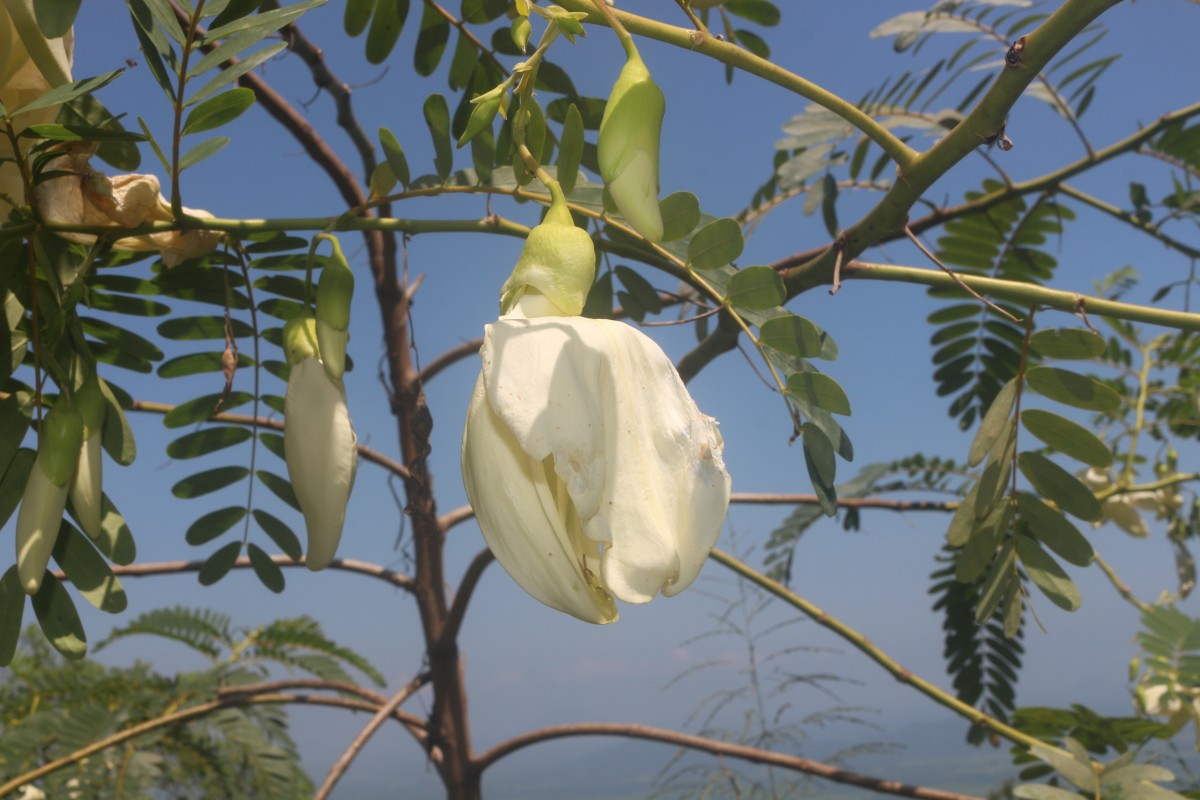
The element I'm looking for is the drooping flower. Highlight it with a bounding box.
[461,182,730,624]
[597,45,665,243]
[17,397,83,594]
[283,315,358,571]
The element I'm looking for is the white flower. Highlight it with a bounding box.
[283,319,358,571]
[461,305,731,624]
[1081,468,1182,538]
[16,401,82,594]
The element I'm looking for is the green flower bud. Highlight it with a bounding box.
[70,377,107,539]
[499,183,595,318]
[457,91,504,149]
[598,50,666,243]
[315,236,354,381]
[38,399,84,488]
[512,16,531,53]
[283,315,321,367]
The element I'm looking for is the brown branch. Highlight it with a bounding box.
[438,549,496,651]
[128,399,410,479]
[315,672,432,800]
[423,0,505,73]
[471,722,983,800]
[419,338,484,385]
[264,0,379,176]
[58,555,415,592]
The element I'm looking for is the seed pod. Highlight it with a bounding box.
[17,399,83,594]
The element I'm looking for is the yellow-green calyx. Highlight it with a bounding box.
[39,399,84,488]
[597,48,665,243]
[315,235,354,380]
[499,183,595,317]
[283,315,321,367]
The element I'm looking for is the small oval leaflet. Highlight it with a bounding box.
[32,573,87,660]
[1024,366,1120,413]
[172,465,251,499]
[968,378,1016,467]
[660,192,701,242]
[1017,451,1103,522]
[688,218,745,270]
[726,266,785,310]
[786,371,851,416]
[1016,493,1093,567]
[759,314,826,359]
[1020,409,1112,468]
[248,543,286,593]
[198,541,244,586]
[1015,534,1081,612]
[185,506,248,546]
[1029,328,1106,360]
[52,523,127,614]
[254,509,304,561]
[167,426,254,460]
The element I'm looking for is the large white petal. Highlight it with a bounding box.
[463,373,617,624]
[481,316,730,606]
[285,357,358,571]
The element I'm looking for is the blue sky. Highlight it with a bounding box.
[7,0,1199,795]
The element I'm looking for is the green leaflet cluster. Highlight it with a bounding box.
[929,185,1075,429]
[949,325,1116,634]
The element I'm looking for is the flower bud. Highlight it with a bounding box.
[17,398,83,594]
[499,184,595,317]
[598,49,665,243]
[315,236,354,381]
[69,377,107,538]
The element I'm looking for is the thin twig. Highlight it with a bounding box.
[471,722,983,800]
[315,672,432,800]
[438,549,497,651]
[904,226,1021,323]
[55,555,416,592]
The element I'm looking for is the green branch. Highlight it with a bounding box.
[844,261,1200,332]
[552,0,916,169]
[708,548,1073,761]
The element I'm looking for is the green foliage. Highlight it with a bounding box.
[0,604,380,797]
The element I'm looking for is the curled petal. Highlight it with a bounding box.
[16,454,69,594]
[463,374,618,624]
[284,357,358,571]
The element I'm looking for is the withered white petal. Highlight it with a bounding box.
[284,357,358,571]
